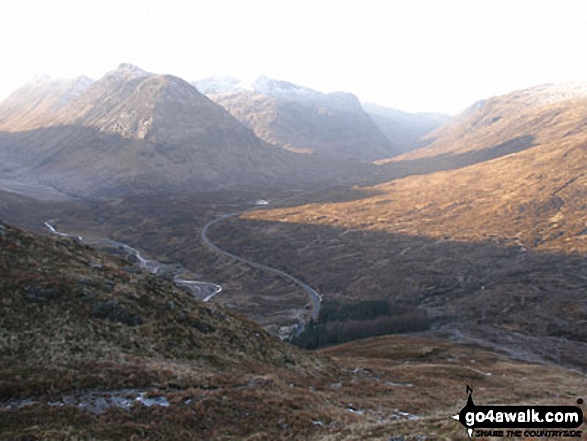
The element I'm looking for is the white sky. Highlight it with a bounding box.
[1,0,586,115]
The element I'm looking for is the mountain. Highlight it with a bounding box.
[362,102,450,153]
[0,75,94,131]
[194,76,401,161]
[367,83,587,255]
[202,82,587,371]
[0,65,327,197]
[396,82,587,162]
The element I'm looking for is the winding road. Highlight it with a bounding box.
[45,194,323,335]
[201,209,322,330]
[44,222,222,302]
[44,221,82,241]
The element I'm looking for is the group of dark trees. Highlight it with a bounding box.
[291,299,430,349]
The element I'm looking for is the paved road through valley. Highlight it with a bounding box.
[201,209,322,333]
[44,222,222,302]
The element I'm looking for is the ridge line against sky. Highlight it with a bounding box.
[1,0,586,115]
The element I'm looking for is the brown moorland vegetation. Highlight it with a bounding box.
[1,223,586,440]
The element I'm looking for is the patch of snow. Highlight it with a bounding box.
[384,381,413,387]
[520,82,587,106]
[193,76,243,94]
[252,76,317,99]
[68,76,94,97]
[117,63,149,75]
[136,393,169,408]
[394,409,420,420]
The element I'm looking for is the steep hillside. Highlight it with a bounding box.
[0,222,333,439]
[0,65,331,197]
[362,102,449,153]
[196,76,400,161]
[0,222,325,385]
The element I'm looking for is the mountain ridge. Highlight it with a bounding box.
[195,75,401,161]
[396,81,587,162]
[0,75,94,131]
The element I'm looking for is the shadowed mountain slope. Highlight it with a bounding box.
[195,76,401,161]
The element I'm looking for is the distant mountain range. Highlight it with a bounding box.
[2,65,587,434]
[193,76,447,160]
[193,76,398,160]
[0,65,343,197]
[0,66,449,198]
[361,102,449,153]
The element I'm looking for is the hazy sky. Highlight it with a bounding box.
[1,0,586,114]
